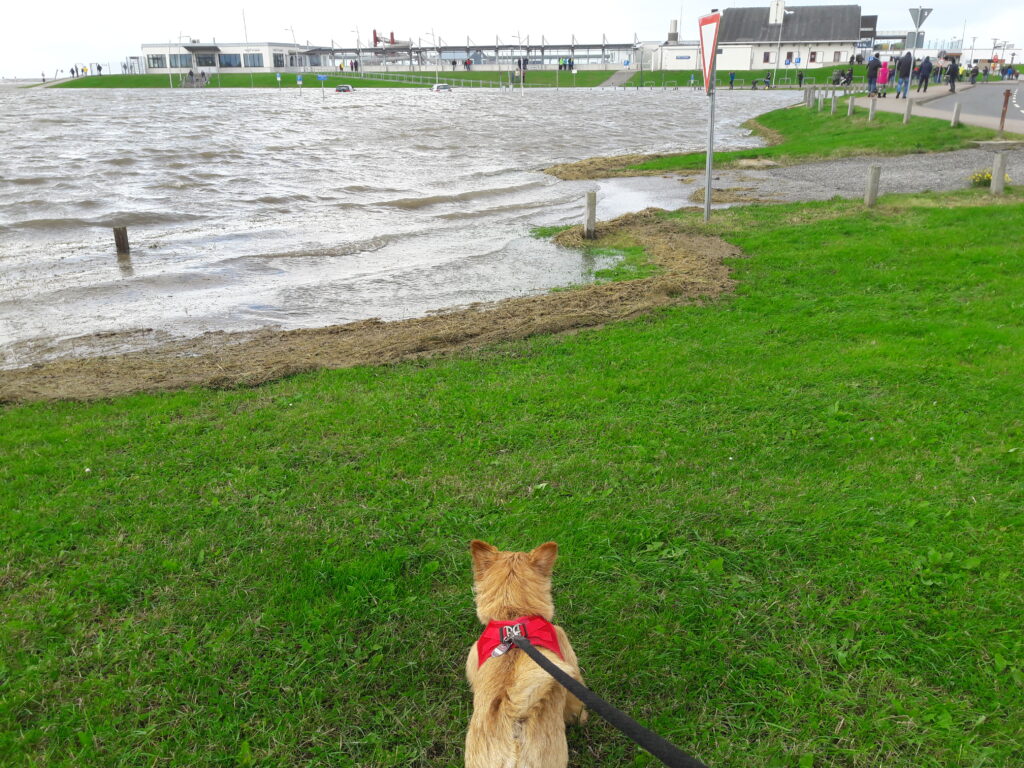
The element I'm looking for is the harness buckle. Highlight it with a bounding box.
[491,622,528,658]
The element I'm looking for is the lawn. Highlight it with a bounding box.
[1,189,1022,767]
[627,64,869,90]
[51,70,618,90]
[629,104,1014,173]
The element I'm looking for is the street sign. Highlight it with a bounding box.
[317,74,327,81]
[785,59,792,66]
[296,74,303,85]
[276,72,281,81]
[909,7,932,28]
[796,57,801,64]
[675,55,692,60]
[699,12,721,95]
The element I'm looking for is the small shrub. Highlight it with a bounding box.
[969,169,1011,187]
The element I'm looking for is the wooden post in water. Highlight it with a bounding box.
[991,153,1007,196]
[950,102,961,128]
[583,191,597,239]
[903,97,913,124]
[864,165,881,207]
[113,226,130,254]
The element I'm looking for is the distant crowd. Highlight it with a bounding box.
[862,51,1018,98]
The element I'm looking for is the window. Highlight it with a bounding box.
[289,54,305,67]
[169,54,192,68]
[219,53,242,67]
[834,51,843,62]
[308,54,321,66]
[273,53,284,67]
[809,51,818,63]
[763,51,772,63]
[786,51,794,63]
[195,54,215,67]
[243,53,263,67]
[147,54,167,69]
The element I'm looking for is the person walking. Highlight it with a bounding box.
[917,56,933,92]
[797,70,804,87]
[866,52,881,96]
[729,71,735,89]
[947,61,958,93]
[877,60,889,97]
[895,51,912,98]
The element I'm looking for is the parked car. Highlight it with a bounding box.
[335,84,355,93]
[430,83,452,92]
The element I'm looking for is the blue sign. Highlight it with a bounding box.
[675,55,692,60]
[296,74,303,84]
[317,74,327,81]
[785,59,792,65]
[795,57,801,64]
[276,72,281,81]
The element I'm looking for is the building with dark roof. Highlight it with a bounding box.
[654,2,873,78]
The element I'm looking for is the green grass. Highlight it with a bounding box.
[630,104,1015,173]
[2,190,1024,767]
[628,64,868,89]
[52,70,618,89]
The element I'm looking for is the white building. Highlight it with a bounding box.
[140,42,324,74]
[656,3,872,73]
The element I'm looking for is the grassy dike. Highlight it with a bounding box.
[2,187,1022,767]
[627,64,869,89]
[52,70,618,89]
[547,104,1016,179]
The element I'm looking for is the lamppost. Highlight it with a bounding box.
[425,31,440,83]
[352,28,361,75]
[773,9,795,86]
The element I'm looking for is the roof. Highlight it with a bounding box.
[184,45,221,53]
[719,5,863,43]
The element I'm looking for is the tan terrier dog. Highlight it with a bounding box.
[465,540,586,768]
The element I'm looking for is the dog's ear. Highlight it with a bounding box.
[529,541,558,576]
[470,540,498,578]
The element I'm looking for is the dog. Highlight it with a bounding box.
[465,540,586,768]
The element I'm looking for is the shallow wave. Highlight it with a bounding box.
[380,181,549,209]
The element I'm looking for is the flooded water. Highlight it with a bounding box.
[0,85,793,367]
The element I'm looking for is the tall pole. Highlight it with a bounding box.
[167,40,173,88]
[242,9,254,88]
[704,53,717,222]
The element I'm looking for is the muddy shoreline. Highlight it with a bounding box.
[0,210,739,403]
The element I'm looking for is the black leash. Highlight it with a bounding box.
[509,635,710,768]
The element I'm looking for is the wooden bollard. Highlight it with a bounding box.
[583,191,596,239]
[992,153,1007,196]
[817,95,823,111]
[830,91,838,115]
[864,165,881,207]
[903,97,913,124]
[868,98,877,122]
[847,95,855,116]
[950,102,961,128]
[113,226,130,254]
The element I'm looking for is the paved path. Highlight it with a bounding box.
[850,82,1024,134]
[671,146,1024,207]
[599,70,636,87]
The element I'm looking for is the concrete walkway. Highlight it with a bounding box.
[849,83,1024,134]
[599,70,636,88]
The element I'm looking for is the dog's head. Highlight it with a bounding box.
[469,540,558,624]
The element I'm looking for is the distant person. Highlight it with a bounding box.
[452,59,457,70]
[969,65,978,85]
[982,66,989,81]
[41,72,46,83]
[916,56,932,92]
[877,61,889,97]
[729,71,735,89]
[763,71,772,89]
[689,72,695,88]
[797,70,804,87]
[97,64,102,75]
[70,65,77,77]
[895,51,912,98]
[866,52,881,95]
[947,62,958,93]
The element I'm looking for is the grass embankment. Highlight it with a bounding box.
[2,189,1023,767]
[547,104,1014,179]
[628,64,868,89]
[52,71,617,89]
[53,74,420,89]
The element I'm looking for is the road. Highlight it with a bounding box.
[924,81,1023,126]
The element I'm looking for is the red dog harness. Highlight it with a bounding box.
[477,615,563,668]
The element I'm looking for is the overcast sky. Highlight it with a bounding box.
[1,0,1019,78]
